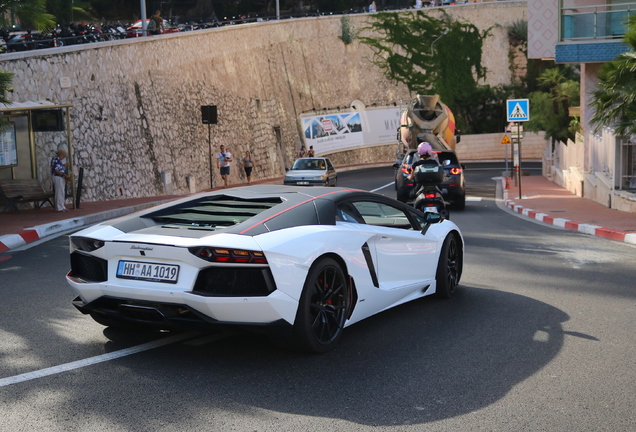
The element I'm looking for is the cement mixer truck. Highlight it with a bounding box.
[394,94,466,210]
[398,94,459,151]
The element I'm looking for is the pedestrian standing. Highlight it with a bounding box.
[151,10,165,34]
[242,150,254,184]
[307,145,315,157]
[297,145,307,158]
[50,147,70,212]
[216,145,233,188]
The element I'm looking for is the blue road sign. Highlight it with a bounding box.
[507,99,530,122]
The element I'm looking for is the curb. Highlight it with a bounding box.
[501,178,636,245]
[0,199,174,253]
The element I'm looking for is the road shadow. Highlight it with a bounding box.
[56,285,572,428]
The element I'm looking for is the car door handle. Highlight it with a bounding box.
[379,236,391,242]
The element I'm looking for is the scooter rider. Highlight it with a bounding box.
[408,141,448,217]
[408,141,440,190]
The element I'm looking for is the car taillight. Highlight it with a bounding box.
[424,193,436,199]
[450,167,461,175]
[189,247,268,264]
[401,166,412,175]
[70,237,105,252]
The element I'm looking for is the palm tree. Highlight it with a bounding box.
[0,0,56,32]
[590,15,636,136]
[525,66,580,149]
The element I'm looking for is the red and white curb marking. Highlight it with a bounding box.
[502,180,636,245]
[0,218,85,253]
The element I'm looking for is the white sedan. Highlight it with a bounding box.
[283,157,338,186]
[67,186,463,353]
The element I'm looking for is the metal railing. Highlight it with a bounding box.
[561,1,636,40]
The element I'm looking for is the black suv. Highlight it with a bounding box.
[393,149,466,209]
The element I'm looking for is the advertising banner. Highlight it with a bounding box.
[0,123,17,167]
[300,107,402,155]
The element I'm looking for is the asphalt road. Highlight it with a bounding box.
[1,164,635,431]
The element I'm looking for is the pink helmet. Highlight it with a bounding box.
[417,142,433,156]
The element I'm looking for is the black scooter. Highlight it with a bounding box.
[411,160,450,219]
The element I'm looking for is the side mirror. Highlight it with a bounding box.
[392,163,400,169]
[420,212,442,235]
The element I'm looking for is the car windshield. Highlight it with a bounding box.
[142,196,282,229]
[291,159,326,171]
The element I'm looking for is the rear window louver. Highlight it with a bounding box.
[143,196,282,229]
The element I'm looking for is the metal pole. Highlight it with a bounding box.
[430,29,449,55]
[140,0,147,36]
[276,0,280,19]
[517,122,522,199]
[504,127,509,174]
[208,123,213,189]
[65,107,77,209]
[75,167,84,208]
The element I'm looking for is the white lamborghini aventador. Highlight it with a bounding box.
[67,185,464,353]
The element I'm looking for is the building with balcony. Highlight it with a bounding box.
[528,0,636,212]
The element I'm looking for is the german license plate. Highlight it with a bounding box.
[297,181,309,185]
[116,260,179,283]
[424,207,438,213]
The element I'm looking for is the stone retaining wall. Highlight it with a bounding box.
[1,1,527,201]
[456,131,545,162]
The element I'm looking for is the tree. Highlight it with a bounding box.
[359,10,491,133]
[525,66,580,148]
[0,70,15,130]
[46,0,97,26]
[0,0,55,31]
[589,15,636,137]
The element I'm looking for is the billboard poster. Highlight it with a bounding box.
[0,123,17,167]
[301,107,402,155]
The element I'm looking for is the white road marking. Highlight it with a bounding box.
[371,183,482,202]
[0,331,197,388]
[371,182,394,192]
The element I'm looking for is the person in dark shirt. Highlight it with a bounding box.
[50,148,70,211]
[151,10,164,35]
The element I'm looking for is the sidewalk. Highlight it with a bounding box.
[502,175,636,244]
[0,195,181,253]
[2,172,636,253]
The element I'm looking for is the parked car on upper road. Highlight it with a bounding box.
[126,19,180,38]
[283,157,338,187]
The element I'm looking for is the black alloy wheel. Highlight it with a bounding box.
[294,258,349,353]
[435,234,461,298]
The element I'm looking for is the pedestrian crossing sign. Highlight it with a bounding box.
[507,99,530,122]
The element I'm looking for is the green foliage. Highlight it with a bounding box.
[0,70,15,130]
[506,19,527,48]
[525,66,580,147]
[590,15,636,137]
[359,10,491,133]
[359,11,441,94]
[339,15,354,45]
[454,84,517,135]
[1,0,55,31]
[47,0,96,25]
